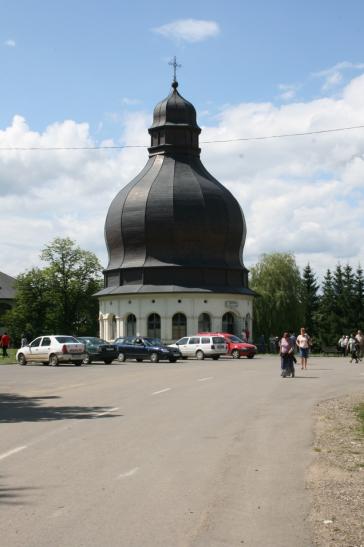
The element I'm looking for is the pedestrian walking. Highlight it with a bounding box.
[355,330,364,359]
[348,334,360,363]
[1,332,10,357]
[296,327,311,370]
[343,335,349,356]
[21,334,28,347]
[338,334,346,356]
[279,332,295,377]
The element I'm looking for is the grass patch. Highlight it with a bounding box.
[0,348,17,365]
[354,403,364,436]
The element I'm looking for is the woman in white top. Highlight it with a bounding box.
[296,327,311,370]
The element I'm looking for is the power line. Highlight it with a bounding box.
[0,123,363,151]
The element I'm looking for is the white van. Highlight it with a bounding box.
[170,335,227,360]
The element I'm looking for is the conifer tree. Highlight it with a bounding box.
[316,269,336,345]
[354,265,364,328]
[301,263,319,336]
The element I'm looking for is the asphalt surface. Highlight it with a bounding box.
[0,355,363,547]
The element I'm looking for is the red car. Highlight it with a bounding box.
[198,332,257,359]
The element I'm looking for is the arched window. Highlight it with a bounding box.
[148,313,161,339]
[198,313,211,332]
[111,315,117,340]
[222,312,235,334]
[172,313,187,340]
[126,314,136,336]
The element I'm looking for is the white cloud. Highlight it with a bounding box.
[313,61,364,91]
[152,19,220,43]
[4,39,16,47]
[121,97,141,106]
[277,83,298,101]
[1,74,364,280]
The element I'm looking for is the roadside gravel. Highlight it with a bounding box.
[308,393,364,547]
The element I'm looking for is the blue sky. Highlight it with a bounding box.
[1,1,364,277]
[2,0,363,137]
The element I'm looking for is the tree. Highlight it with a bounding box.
[249,252,303,341]
[4,238,103,342]
[301,263,319,336]
[354,265,364,328]
[316,269,337,346]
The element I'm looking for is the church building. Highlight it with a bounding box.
[96,76,254,343]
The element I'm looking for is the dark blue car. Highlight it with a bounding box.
[114,336,181,363]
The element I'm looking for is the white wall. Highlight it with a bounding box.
[99,292,253,343]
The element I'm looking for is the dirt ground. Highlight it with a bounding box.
[308,393,364,547]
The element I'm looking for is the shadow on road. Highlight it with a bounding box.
[0,393,122,423]
[293,376,320,379]
[0,477,39,506]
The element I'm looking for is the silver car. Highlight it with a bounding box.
[16,335,86,366]
[169,335,227,360]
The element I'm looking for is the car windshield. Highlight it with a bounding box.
[55,336,80,343]
[229,335,243,343]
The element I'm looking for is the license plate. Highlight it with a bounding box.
[216,345,225,349]
[106,348,114,351]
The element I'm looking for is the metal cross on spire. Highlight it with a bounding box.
[169,56,181,83]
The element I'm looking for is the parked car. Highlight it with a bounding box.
[169,335,227,360]
[114,336,182,363]
[16,335,86,366]
[76,337,118,364]
[198,332,257,359]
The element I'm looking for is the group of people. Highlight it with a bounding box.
[279,327,311,377]
[338,331,363,363]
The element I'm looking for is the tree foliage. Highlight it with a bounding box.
[250,252,304,340]
[301,263,319,336]
[4,238,103,343]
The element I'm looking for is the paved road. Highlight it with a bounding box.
[0,356,363,547]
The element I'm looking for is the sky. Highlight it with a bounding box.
[1,0,364,279]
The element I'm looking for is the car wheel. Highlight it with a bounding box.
[18,353,27,366]
[247,354,255,359]
[169,358,177,363]
[74,361,82,366]
[83,354,92,365]
[212,355,220,360]
[49,354,59,367]
[118,352,126,362]
[150,352,159,363]
[104,360,113,364]
[232,349,240,359]
[196,350,205,360]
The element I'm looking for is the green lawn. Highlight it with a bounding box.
[0,348,17,364]
[356,403,364,436]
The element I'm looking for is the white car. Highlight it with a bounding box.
[16,335,86,366]
[169,335,227,360]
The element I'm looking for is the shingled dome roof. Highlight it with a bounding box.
[150,81,199,129]
[100,81,252,295]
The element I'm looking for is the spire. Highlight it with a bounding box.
[148,75,201,157]
[168,55,181,86]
